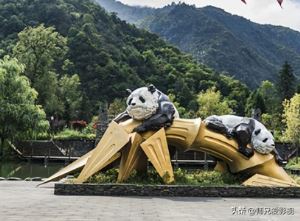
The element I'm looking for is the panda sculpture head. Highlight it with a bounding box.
[126,85,160,120]
[251,124,275,154]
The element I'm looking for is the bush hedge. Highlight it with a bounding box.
[87,168,243,186]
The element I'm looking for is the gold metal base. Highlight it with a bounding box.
[243,174,300,187]
[37,149,94,186]
[117,133,147,182]
[141,128,174,184]
[75,121,130,183]
[214,161,228,173]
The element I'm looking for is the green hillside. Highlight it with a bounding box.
[0,0,249,119]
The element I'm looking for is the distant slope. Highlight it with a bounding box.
[95,0,154,24]
[97,0,300,88]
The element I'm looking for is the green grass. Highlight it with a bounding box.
[30,126,96,140]
[53,129,95,140]
[285,157,300,170]
[87,168,243,186]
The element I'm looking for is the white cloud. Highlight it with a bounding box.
[119,0,300,31]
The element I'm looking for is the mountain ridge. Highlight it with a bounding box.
[97,0,300,88]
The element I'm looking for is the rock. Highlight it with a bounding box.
[25,177,43,181]
[31,177,42,181]
[6,177,22,181]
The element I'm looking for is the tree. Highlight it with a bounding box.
[257,81,282,132]
[13,24,68,115]
[0,56,49,158]
[108,98,126,118]
[245,90,266,117]
[277,61,296,102]
[216,75,249,116]
[282,93,300,162]
[58,74,82,121]
[168,93,196,118]
[297,84,300,94]
[257,80,280,114]
[197,87,233,118]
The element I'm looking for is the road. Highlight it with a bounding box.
[0,181,299,221]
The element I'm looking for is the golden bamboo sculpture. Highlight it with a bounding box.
[40,118,299,187]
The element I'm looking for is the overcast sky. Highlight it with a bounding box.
[118,0,300,32]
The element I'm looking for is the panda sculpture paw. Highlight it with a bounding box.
[133,125,147,133]
[238,146,254,158]
[225,129,235,139]
[205,120,233,138]
[133,122,171,133]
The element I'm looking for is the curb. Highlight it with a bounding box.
[55,183,300,198]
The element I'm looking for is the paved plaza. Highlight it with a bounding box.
[0,181,300,221]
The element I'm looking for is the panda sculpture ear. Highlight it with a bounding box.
[126,89,132,95]
[148,84,156,94]
[254,129,261,135]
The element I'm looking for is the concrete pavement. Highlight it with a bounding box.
[0,181,299,221]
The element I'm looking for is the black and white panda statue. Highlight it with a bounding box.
[114,84,179,133]
[204,115,284,164]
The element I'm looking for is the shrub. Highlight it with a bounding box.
[285,157,300,170]
[87,168,118,183]
[88,168,241,186]
[126,170,165,185]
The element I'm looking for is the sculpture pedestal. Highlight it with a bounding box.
[40,118,299,187]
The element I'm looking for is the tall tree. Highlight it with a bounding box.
[108,98,126,118]
[245,90,266,117]
[277,61,296,102]
[254,81,283,133]
[297,84,300,94]
[257,81,281,130]
[0,56,49,157]
[58,74,83,121]
[13,24,68,116]
[257,81,279,114]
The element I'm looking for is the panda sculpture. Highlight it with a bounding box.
[114,85,179,133]
[204,115,284,164]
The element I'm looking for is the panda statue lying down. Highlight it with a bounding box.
[204,115,285,165]
[114,84,179,132]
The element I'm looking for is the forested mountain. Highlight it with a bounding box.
[97,0,300,88]
[0,0,249,120]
